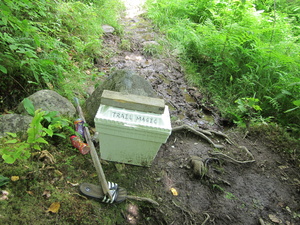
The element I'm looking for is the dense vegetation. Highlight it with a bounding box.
[0,0,122,111]
[146,0,300,134]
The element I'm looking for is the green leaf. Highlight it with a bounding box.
[44,116,51,122]
[27,81,39,85]
[33,144,41,150]
[284,106,299,113]
[5,132,17,138]
[35,137,48,144]
[253,105,262,111]
[292,100,300,107]
[23,98,35,116]
[5,139,18,144]
[53,133,66,138]
[43,127,53,137]
[0,65,7,74]
[2,154,15,164]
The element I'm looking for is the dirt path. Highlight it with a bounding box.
[93,1,300,224]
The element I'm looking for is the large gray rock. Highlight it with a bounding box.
[17,90,76,117]
[0,114,33,138]
[85,69,157,124]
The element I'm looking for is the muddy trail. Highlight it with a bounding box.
[86,1,300,225]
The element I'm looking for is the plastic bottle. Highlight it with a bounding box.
[70,135,90,155]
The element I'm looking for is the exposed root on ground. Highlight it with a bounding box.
[201,213,210,225]
[172,125,224,149]
[126,195,159,206]
[172,200,195,225]
[172,124,255,164]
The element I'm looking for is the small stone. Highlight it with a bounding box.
[102,25,115,33]
[142,41,159,47]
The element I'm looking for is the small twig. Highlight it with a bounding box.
[72,193,88,200]
[126,195,159,206]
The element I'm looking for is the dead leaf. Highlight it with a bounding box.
[46,83,54,90]
[0,196,8,201]
[54,170,63,177]
[26,191,34,196]
[2,190,9,196]
[42,190,51,198]
[39,150,56,164]
[11,176,19,181]
[170,188,178,196]
[46,202,60,213]
[67,181,79,187]
[36,47,42,53]
[268,214,282,223]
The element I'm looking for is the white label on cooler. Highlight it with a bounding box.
[111,111,158,125]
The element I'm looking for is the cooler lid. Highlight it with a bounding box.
[94,104,172,131]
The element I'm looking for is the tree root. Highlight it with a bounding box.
[209,151,255,164]
[172,125,224,149]
[172,200,195,225]
[172,124,255,164]
[201,213,210,225]
[126,195,159,206]
[210,143,255,164]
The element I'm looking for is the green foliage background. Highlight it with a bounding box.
[0,0,122,111]
[147,0,300,132]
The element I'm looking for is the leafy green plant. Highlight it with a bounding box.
[0,108,71,164]
[0,0,123,111]
[233,97,262,128]
[0,132,31,164]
